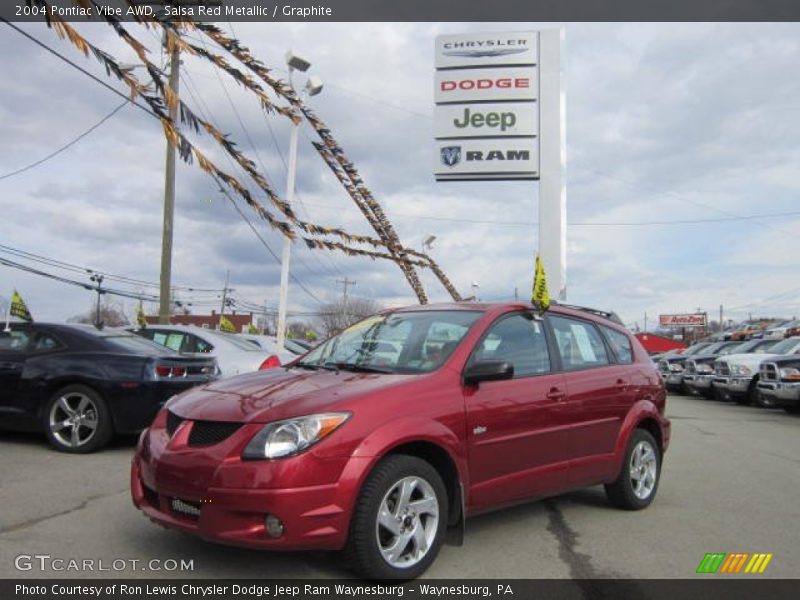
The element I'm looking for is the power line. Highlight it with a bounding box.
[2,19,157,119]
[0,100,129,180]
[0,255,159,302]
[0,243,223,294]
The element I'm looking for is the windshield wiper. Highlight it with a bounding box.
[325,362,394,374]
[292,361,339,371]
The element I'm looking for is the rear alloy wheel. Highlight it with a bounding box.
[346,455,447,580]
[605,429,661,510]
[44,385,113,453]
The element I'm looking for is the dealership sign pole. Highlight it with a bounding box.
[434,30,566,299]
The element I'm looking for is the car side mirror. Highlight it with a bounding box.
[464,360,514,386]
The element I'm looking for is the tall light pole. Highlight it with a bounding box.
[90,273,104,328]
[276,50,323,350]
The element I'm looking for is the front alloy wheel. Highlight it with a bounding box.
[347,455,448,580]
[44,385,113,453]
[376,476,440,568]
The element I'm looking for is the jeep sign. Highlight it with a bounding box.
[433,139,539,180]
[434,102,538,139]
[435,66,539,103]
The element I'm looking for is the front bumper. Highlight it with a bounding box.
[665,372,684,386]
[131,458,354,550]
[684,373,714,391]
[713,376,753,395]
[756,381,800,406]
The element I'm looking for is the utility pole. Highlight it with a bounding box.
[719,304,724,332]
[338,277,356,316]
[90,273,104,328]
[218,269,230,327]
[644,312,648,332]
[158,35,180,324]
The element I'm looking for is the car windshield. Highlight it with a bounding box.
[718,343,745,355]
[103,334,179,356]
[702,342,726,354]
[685,343,710,354]
[768,338,800,354]
[296,310,482,374]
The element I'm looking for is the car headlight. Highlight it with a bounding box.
[779,368,800,380]
[242,412,350,460]
[732,365,752,376]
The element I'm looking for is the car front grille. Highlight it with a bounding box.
[760,363,779,382]
[715,361,730,376]
[166,411,184,437]
[187,421,242,447]
[170,497,201,520]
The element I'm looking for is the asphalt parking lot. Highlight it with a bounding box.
[1,395,798,580]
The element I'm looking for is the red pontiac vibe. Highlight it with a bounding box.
[132,302,670,579]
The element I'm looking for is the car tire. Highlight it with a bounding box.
[605,429,661,510]
[43,385,113,453]
[346,454,448,580]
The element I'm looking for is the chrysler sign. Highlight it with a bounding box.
[659,314,708,327]
[435,32,538,69]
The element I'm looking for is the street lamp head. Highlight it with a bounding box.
[422,234,437,249]
[304,75,324,97]
[285,49,311,73]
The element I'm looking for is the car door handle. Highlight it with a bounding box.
[546,387,566,401]
[615,379,627,388]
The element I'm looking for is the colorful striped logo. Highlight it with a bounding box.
[696,552,773,574]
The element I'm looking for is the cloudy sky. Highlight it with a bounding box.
[1,20,799,330]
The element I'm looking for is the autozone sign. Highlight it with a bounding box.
[659,314,708,327]
[434,67,538,103]
[434,102,538,138]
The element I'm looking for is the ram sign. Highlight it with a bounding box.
[434,31,540,181]
[659,314,708,327]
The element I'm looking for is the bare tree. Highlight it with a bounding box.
[316,297,381,338]
[68,299,130,328]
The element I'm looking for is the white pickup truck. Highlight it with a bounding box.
[713,337,800,406]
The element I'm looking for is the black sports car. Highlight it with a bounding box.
[0,323,218,453]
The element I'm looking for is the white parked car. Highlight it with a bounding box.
[713,337,800,406]
[763,319,800,340]
[235,333,299,362]
[132,325,285,377]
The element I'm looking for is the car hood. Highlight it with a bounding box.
[716,353,779,368]
[167,367,418,423]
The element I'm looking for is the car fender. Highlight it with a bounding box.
[332,416,468,523]
[610,399,668,478]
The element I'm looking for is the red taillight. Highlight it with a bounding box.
[155,365,187,378]
[259,355,281,370]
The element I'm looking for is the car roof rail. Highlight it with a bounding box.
[551,302,625,325]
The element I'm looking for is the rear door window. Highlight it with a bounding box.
[600,325,634,364]
[549,316,610,370]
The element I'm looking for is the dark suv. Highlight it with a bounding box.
[132,302,669,579]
